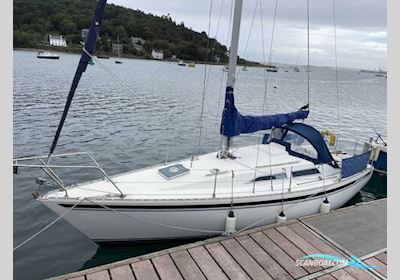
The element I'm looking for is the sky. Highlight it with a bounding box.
[109,0,386,70]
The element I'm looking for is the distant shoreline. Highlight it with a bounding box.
[13,47,263,67]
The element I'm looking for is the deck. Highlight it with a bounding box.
[51,198,387,280]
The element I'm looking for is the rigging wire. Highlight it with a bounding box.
[193,0,214,156]
[82,48,140,99]
[332,0,341,149]
[204,0,227,94]
[235,0,260,81]
[253,0,279,193]
[215,0,234,149]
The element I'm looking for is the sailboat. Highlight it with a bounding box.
[115,35,122,64]
[14,0,375,243]
[294,52,300,72]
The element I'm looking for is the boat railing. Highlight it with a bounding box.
[210,161,339,198]
[13,152,124,197]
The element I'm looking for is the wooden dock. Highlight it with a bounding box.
[52,199,387,280]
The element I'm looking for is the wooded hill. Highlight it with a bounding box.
[13,0,233,62]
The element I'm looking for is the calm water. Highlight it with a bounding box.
[13,50,387,279]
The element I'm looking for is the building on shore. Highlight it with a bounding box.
[131,37,145,51]
[81,29,89,41]
[151,49,164,60]
[112,43,123,54]
[48,35,67,47]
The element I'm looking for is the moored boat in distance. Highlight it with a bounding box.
[37,51,59,59]
[187,61,195,67]
[177,60,186,66]
[359,68,387,78]
[115,35,123,64]
[265,65,278,72]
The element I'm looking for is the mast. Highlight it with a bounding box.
[117,35,120,58]
[221,0,243,156]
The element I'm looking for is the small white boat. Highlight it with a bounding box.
[221,65,229,72]
[265,65,278,72]
[187,62,195,67]
[294,52,300,72]
[177,60,186,66]
[37,51,59,59]
[115,35,123,64]
[14,0,374,244]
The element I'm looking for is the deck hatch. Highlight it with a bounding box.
[252,173,286,182]
[292,168,320,177]
[158,164,189,179]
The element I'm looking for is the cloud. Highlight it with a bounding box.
[108,0,387,69]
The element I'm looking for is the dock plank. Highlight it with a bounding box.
[288,222,347,258]
[344,266,375,280]
[86,270,111,280]
[276,225,322,256]
[109,265,135,280]
[330,269,358,280]
[235,234,293,280]
[316,275,336,280]
[170,250,206,280]
[131,260,159,280]
[152,255,183,280]
[250,231,308,279]
[68,277,85,280]
[374,252,387,265]
[220,238,273,280]
[188,246,228,280]
[205,242,250,280]
[264,227,321,273]
[364,257,387,277]
[276,225,330,269]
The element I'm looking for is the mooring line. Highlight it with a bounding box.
[13,198,84,251]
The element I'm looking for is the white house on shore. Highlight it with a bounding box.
[48,35,67,47]
[112,43,123,54]
[131,36,145,51]
[81,29,89,40]
[151,49,163,60]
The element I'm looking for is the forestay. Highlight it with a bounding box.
[48,0,107,158]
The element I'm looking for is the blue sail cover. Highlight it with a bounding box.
[48,0,107,156]
[220,87,309,137]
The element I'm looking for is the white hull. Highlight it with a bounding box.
[39,169,371,243]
